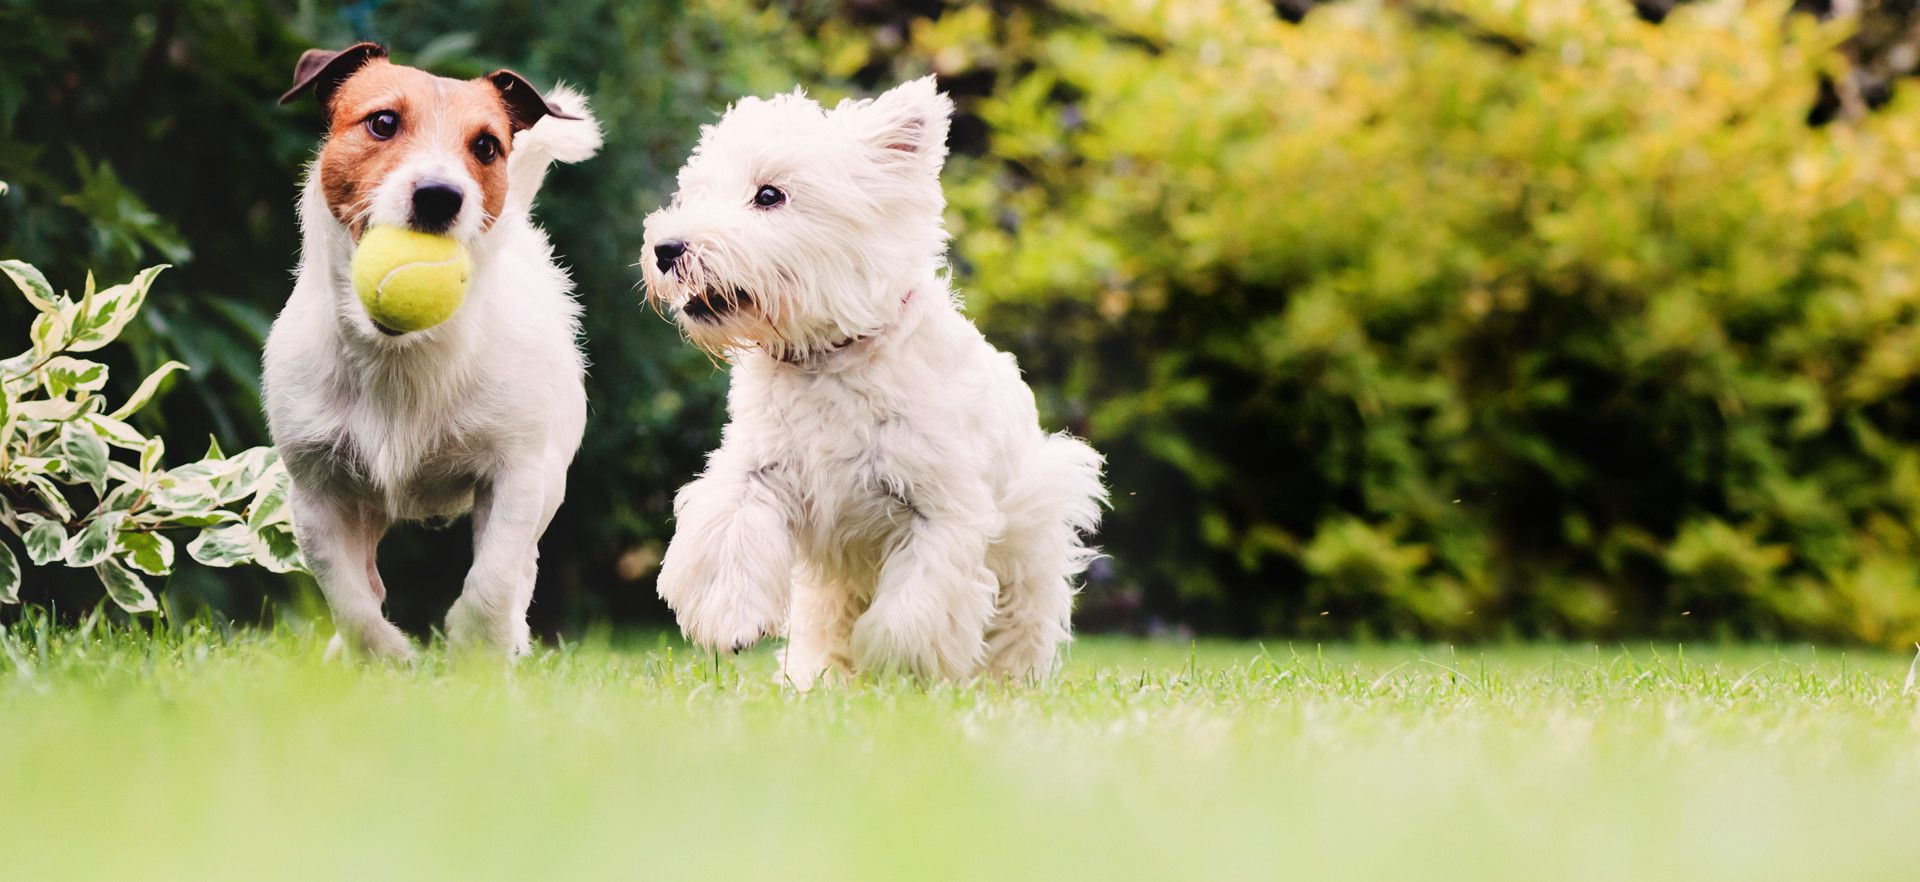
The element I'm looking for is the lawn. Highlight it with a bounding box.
[2,619,1916,881]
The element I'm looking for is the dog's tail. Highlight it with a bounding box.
[506,84,603,218]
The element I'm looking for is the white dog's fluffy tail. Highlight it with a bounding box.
[507,84,602,217]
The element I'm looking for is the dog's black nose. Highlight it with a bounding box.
[410,182,464,233]
[654,240,687,274]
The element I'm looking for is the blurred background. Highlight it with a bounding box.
[5,0,1920,647]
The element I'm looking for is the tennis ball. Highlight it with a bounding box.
[351,226,471,334]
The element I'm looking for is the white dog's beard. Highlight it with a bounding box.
[655,272,783,358]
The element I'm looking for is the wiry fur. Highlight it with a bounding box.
[264,82,601,661]
[641,77,1106,685]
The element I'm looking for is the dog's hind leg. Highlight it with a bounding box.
[446,464,561,658]
[984,434,1105,681]
[294,491,412,662]
[851,504,1000,680]
[778,564,859,691]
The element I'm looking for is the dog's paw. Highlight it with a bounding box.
[444,600,532,659]
[677,606,778,656]
[327,621,418,665]
[776,645,849,692]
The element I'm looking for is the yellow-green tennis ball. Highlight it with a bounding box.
[351,226,471,334]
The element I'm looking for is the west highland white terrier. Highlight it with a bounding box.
[640,76,1106,685]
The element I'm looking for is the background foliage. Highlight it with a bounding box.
[4,0,1920,647]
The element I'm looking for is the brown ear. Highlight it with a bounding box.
[278,42,387,107]
[487,70,580,132]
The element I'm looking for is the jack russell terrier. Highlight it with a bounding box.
[265,43,601,660]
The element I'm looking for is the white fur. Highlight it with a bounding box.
[263,89,600,661]
[642,77,1106,685]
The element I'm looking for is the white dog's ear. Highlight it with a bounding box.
[845,75,953,169]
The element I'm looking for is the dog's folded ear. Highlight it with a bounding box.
[279,42,387,108]
[487,70,582,132]
[843,75,954,168]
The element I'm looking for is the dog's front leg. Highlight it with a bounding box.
[656,457,795,653]
[445,466,560,658]
[291,489,413,662]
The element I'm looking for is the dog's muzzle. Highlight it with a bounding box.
[681,287,751,323]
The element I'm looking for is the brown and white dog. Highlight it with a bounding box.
[263,44,601,660]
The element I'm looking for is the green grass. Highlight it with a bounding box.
[2,618,1917,881]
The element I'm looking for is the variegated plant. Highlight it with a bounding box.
[0,259,301,613]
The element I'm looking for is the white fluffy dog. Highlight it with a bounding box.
[641,77,1105,685]
[264,44,601,660]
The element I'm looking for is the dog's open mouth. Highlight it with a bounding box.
[681,287,753,323]
[371,320,405,337]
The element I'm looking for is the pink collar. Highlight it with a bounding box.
[777,289,914,366]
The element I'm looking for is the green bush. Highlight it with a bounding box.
[878,0,1920,645]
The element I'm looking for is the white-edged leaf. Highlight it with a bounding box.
[0,541,18,603]
[248,521,305,574]
[106,360,187,421]
[24,475,72,521]
[8,456,62,477]
[94,557,155,613]
[20,515,67,566]
[40,356,106,397]
[82,413,148,449]
[0,259,59,312]
[65,511,125,567]
[13,397,89,423]
[187,524,253,568]
[67,265,166,353]
[138,510,237,530]
[216,447,278,505]
[29,309,69,358]
[117,530,174,576]
[245,464,291,529]
[139,437,164,485]
[58,424,110,493]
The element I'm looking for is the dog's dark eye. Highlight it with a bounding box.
[471,133,501,164]
[753,185,786,208]
[365,111,399,141]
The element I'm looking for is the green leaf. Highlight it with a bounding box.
[66,265,167,353]
[105,360,187,421]
[40,356,107,397]
[249,522,305,575]
[0,259,59,313]
[187,524,253,568]
[20,516,67,566]
[0,541,19,603]
[117,530,175,576]
[58,424,111,493]
[66,511,126,568]
[94,557,155,613]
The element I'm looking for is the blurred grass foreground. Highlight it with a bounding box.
[1,622,1917,880]
[5,0,1920,647]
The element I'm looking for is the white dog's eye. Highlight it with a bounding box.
[753,185,787,208]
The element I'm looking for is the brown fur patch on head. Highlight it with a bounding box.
[315,59,516,238]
